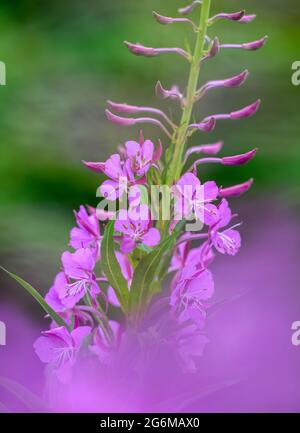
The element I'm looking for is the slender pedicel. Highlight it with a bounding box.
[183,141,224,164]
[221,36,268,51]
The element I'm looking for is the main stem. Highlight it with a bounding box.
[166,0,211,185]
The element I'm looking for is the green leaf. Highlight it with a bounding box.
[0,266,69,330]
[101,220,129,313]
[0,376,49,412]
[129,220,185,322]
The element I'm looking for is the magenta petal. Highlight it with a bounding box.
[142,139,154,161]
[120,238,136,254]
[125,140,140,157]
[141,228,160,247]
[187,269,215,301]
[107,286,120,307]
[71,326,91,349]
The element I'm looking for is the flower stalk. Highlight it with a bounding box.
[166,0,211,185]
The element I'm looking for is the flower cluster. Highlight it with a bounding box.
[33,1,266,380]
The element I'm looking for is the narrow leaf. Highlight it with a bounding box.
[0,266,69,330]
[101,220,129,313]
[129,221,185,321]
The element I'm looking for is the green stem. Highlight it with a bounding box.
[166,0,211,185]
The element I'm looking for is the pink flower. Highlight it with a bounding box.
[174,173,219,225]
[60,248,100,308]
[171,264,214,328]
[175,325,209,373]
[34,326,91,383]
[70,205,101,252]
[90,321,122,365]
[210,199,241,255]
[115,205,160,253]
[45,272,69,312]
[125,139,161,176]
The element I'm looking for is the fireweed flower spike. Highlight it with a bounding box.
[23,1,267,379]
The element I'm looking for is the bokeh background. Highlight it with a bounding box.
[0,0,300,411]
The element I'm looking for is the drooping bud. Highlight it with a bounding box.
[178,1,202,15]
[184,141,223,163]
[107,100,176,128]
[239,14,256,24]
[105,109,136,126]
[230,100,261,119]
[105,109,172,138]
[201,37,220,62]
[188,117,216,133]
[203,100,260,123]
[221,36,268,51]
[82,161,105,173]
[153,139,163,162]
[209,10,245,24]
[153,11,197,30]
[219,179,254,197]
[191,149,257,172]
[124,41,190,61]
[195,70,249,100]
[222,148,257,166]
[155,81,184,102]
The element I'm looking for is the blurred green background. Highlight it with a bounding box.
[0,0,299,313]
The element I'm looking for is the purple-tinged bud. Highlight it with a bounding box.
[230,99,260,119]
[105,109,172,138]
[124,41,158,57]
[155,81,183,102]
[153,139,163,162]
[188,117,216,133]
[107,100,139,114]
[201,37,220,62]
[221,36,268,51]
[239,14,256,24]
[203,100,260,123]
[222,148,257,166]
[191,149,257,171]
[219,178,254,197]
[224,70,249,87]
[124,41,190,61]
[178,1,202,15]
[107,100,176,128]
[184,141,223,163]
[105,109,136,126]
[196,70,249,100]
[82,161,105,173]
[242,36,268,50]
[209,10,245,24]
[152,11,197,30]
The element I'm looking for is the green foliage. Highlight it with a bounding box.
[101,220,130,313]
[0,266,69,330]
